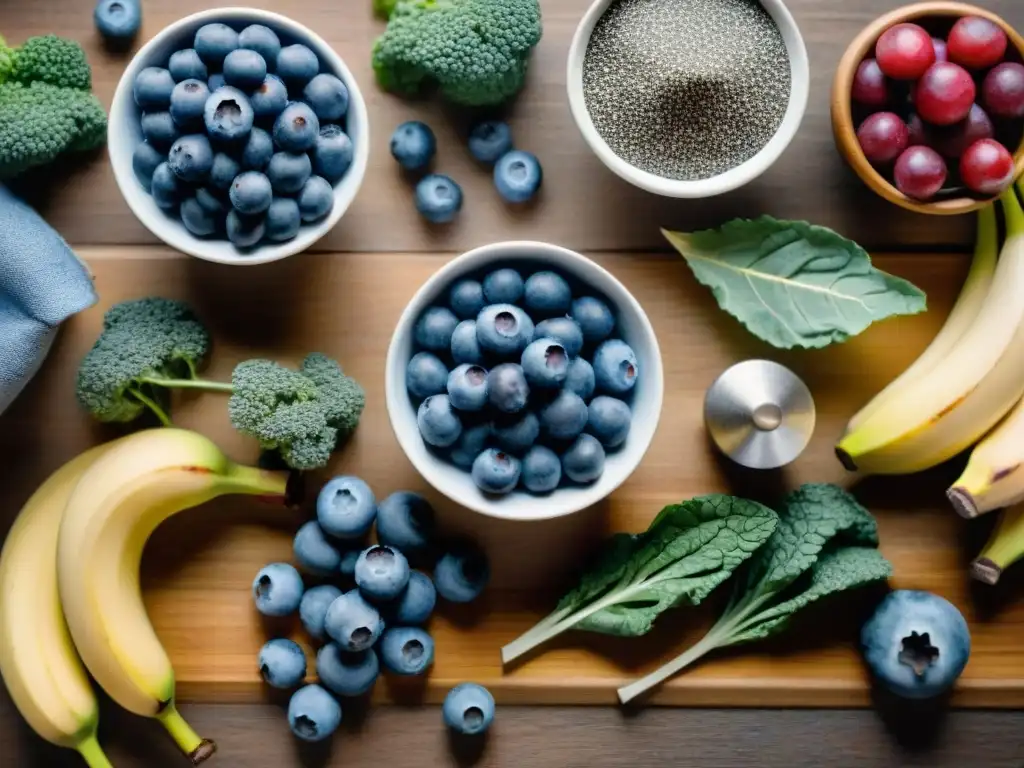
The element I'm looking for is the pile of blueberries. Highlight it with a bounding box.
[407,266,639,495]
[252,477,494,743]
[389,120,543,223]
[130,22,355,249]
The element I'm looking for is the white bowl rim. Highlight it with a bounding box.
[385,241,665,522]
[108,6,370,266]
[566,0,810,199]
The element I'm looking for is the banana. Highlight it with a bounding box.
[971,503,1024,584]
[57,428,290,764]
[836,186,1024,475]
[948,394,1024,518]
[0,444,117,768]
[844,204,998,434]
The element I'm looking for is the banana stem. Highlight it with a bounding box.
[972,505,1024,584]
[1002,184,1024,235]
[157,705,217,764]
[222,463,290,498]
[76,736,114,768]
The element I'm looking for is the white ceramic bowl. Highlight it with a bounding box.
[108,7,369,265]
[566,0,810,199]
[385,241,664,522]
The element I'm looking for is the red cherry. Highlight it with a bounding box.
[983,62,1024,120]
[915,62,976,125]
[947,16,1008,71]
[894,146,948,200]
[931,104,995,159]
[907,114,929,147]
[876,23,936,80]
[960,139,1016,195]
[852,59,890,107]
[857,112,910,164]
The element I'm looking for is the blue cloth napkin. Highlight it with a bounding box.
[0,185,97,415]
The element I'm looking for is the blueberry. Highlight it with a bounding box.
[521,338,569,389]
[253,562,304,617]
[266,197,301,241]
[204,86,254,143]
[273,102,320,153]
[494,149,542,203]
[571,296,615,344]
[417,394,463,448]
[587,396,631,448]
[434,541,490,602]
[593,339,638,395]
[132,142,164,187]
[288,684,341,743]
[392,570,436,625]
[540,390,588,441]
[449,279,485,320]
[405,352,446,401]
[209,151,241,190]
[267,151,312,195]
[534,317,583,358]
[168,49,207,83]
[317,645,379,697]
[317,475,377,539]
[180,197,218,237]
[140,111,180,149]
[379,627,434,676]
[492,411,539,454]
[355,545,411,602]
[483,268,524,304]
[451,320,485,365]
[471,448,521,495]
[861,590,971,700]
[521,445,561,493]
[376,492,435,554]
[229,170,272,215]
[303,74,349,121]
[239,24,282,64]
[207,73,226,92]
[298,175,334,222]
[468,120,513,164]
[167,134,213,182]
[415,306,459,352]
[524,271,572,317]
[339,548,361,578]
[324,590,384,652]
[443,683,495,735]
[194,23,239,67]
[94,0,141,45]
[195,187,227,215]
[450,422,492,469]
[476,304,534,358]
[561,434,606,483]
[150,162,182,209]
[300,584,342,641]
[241,126,273,170]
[487,363,529,414]
[564,357,595,400]
[313,124,353,183]
[226,210,265,248]
[134,67,175,110]
[447,364,489,411]
[250,74,289,121]
[223,48,267,91]
[415,174,462,224]
[258,638,306,689]
[293,520,342,575]
[390,121,436,171]
[277,44,319,86]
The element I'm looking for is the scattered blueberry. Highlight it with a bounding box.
[317,476,377,540]
[355,545,411,601]
[238,24,282,64]
[390,121,436,171]
[317,645,379,697]
[523,271,571,317]
[468,120,513,164]
[492,411,540,455]
[477,304,534,358]
[449,279,486,320]
[132,142,164,188]
[293,520,342,575]
[300,584,343,641]
[304,74,349,121]
[253,562,304,617]
[571,296,615,345]
[194,23,239,68]
[134,67,175,110]
[450,422,492,469]
[451,320,485,365]
[392,570,437,625]
[140,111,180,149]
[168,49,207,83]
[564,357,595,400]
[379,627,435,676]
[313,125,353,183]
[406,351,449,400]
[415,306,459,352]
[258,638,307,689]
[228,170,272,215]
[94,0,141,46]
[150,162,182,208]
[167,134,213,182]
[534,317,583,358]
[561,434,606,483]
[539,390,588,441]
[521,445,561,492]
[861,590,971,700]
[209,151,241,190]
[587,396,631,448]
[223,48,267,91]
[593,339,638,395]
[415,174,462,224]
[324,590,384,652]
[288,684,341,742]
[483,268,524,304]
[241,126,274,170]
[277,44,319,86]
[266,197,301,242]
[443,683,495,735]
[180,197,218,237]
[250,74,289,121]
[204,86,255,143]
[418,394,463,447]
[471,448,521,494]
[267,151,312,195]
[376,492,435,554]
[448,364,489,411]
[226,210,265,248]
[273,102,320,153]
[487,363,529,414]
[434,541,490,602]
[298,175,334,222]
[207,73,226,91]
[494,150,542,203]
[521,338,569,389]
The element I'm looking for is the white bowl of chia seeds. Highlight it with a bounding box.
[567,0,810,198]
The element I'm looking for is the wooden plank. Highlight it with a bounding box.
[3,246,1022,708]
[5,0,1022,252]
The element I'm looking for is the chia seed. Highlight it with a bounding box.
[582,0,791,181]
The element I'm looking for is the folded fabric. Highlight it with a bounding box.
[0,184,97,415]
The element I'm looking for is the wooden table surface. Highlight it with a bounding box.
[4,0,1024,765]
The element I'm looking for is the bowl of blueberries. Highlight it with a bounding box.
[108,8,369,265]
[385,241,663,522]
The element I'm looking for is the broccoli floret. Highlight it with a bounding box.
[371,0,542,106]
[373,0,399,18]
[9,34,92,89]
[300,352,366,436]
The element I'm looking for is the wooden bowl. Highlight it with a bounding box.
[831,1,1024,216]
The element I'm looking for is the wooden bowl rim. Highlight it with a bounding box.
[831,1,1024,216]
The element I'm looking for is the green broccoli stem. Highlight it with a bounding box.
[128,388,172,427]
[140,377,235,394]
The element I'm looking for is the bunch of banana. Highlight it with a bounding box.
[0,428,290,766]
